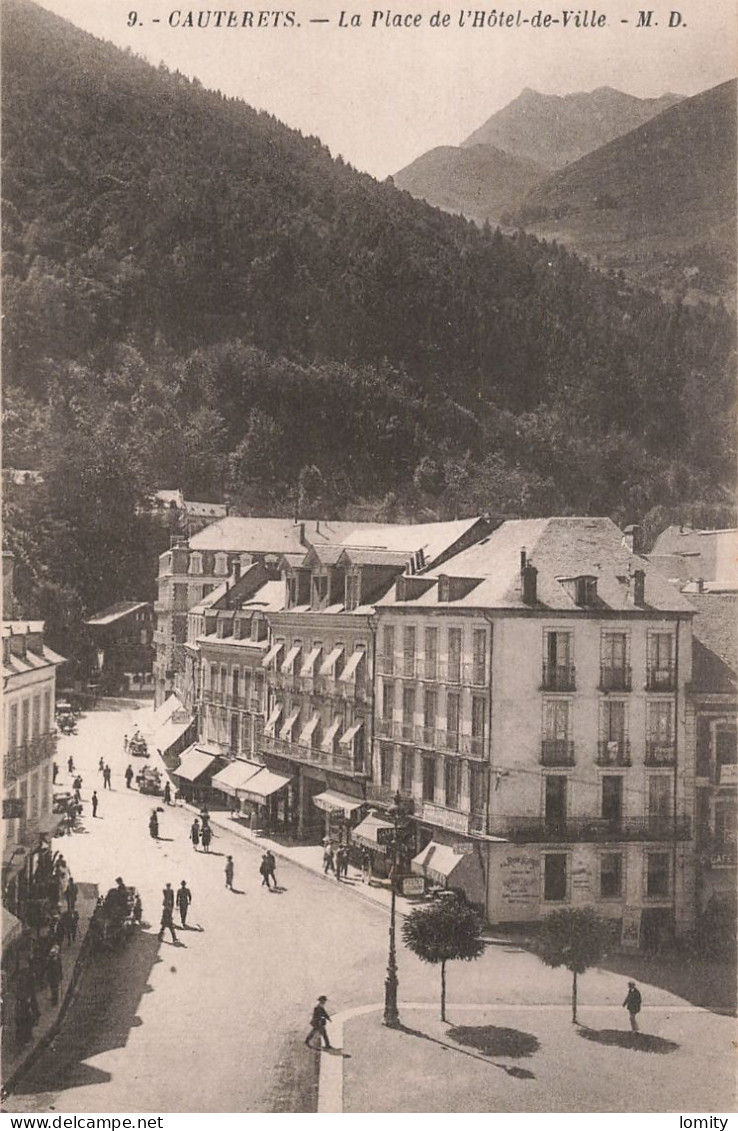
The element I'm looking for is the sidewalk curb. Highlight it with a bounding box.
[180,803,414,921]
[2,919,95,1097]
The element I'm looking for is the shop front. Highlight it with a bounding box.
[411,840,486,907]
[312,789,366,846]
[237,768,294,835]
[211,759,265,819]
[352,811,395,879]
[174,743,225,807]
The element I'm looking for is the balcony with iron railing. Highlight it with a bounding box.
[600,665,632,692]
[365,781,397,805]
[645,740,676,766]
[647,665,676,692]
[487,814,691,843]
[261,733,368,777]
[541,739,575,766]
[5,732,57,781]
[596,739,632,767]
[379,657,486,687]
[201,688,224,705]
[541,663,576,692]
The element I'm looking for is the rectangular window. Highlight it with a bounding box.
[345,574,360,611]
[601,632,630,689]
[31,696,40,739]
[382,681,395,721]
[600,853,623,898]
[403,626,416,677]
[470,764,486,814]
[648,632,675,688]
[544,700,570,740]
[232,669,240,700]
[545,776,567,828]
[601,776,623,824]
[646,852,670,897]
[43,691,52,734]
[422,756,436,801]
[602,700,627,743]
[447,628,462,683]
[402,685,416,740]
[401,749,414,793]
[444,759,460,809]
[21,699,30,746]
[380,743,393,786]
[648,701,674,744]
[544,630,574,690]
[382,626,395,675]
[423,689,437,729]
[472,628,486,684]
[446,692,460,751]
[544,854,567,901]
[648,775,672,818]
[9,704,18,750]
[220,666,227,693]
[424,627,438,679]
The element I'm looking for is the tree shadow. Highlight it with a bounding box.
[399,1023,537,1080]
[578,1027,679,1054]
[447,1025,540,1059]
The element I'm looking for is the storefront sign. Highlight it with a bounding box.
[710,852,736,868]
[719,764,738,786]
[376,826,395,846]
[499,851,539,909]
[453,842,475,855]
[420,803,469,834]
[401,876,425,896]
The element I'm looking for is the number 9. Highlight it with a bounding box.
[127,11,138,26]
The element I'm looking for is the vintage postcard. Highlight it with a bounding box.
[2,0,736,1118]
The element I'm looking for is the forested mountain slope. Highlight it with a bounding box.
[2,0,735,655]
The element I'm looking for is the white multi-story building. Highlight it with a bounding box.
[3,620,65,917]
[374,517,696,944]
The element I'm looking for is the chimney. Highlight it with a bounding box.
[522,562,538,605]
[520,547,527,573]
[296,521,306,546]
[417,548,426,571]
[233,560,241,582]
[633,568,646,606]
[697,577,705,594]
[623,524,643,554]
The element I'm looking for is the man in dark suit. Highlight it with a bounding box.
[305,996,332,1049]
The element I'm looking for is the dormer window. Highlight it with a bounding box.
[345,573,361,611]
[189,552,203,576]
[214,552,228,576]
[438,575,450,602]
[575,576,597,606]
[312,574,328,607]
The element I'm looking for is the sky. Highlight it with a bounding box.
[32,0,738,178]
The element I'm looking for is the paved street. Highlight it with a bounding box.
[5,701,736,1114]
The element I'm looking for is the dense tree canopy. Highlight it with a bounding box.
[2,0,735,648]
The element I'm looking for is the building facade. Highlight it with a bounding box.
[3,620,65,918]
[374,518,697,943]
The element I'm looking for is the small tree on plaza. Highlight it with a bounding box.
[402,896,484,1022]
[536,907,613,1024]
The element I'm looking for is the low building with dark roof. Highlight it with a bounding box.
[84,600,154,693]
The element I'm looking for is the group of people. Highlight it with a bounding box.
[189,815,213,851]
[97,757,112,788]
[322,842,351,881]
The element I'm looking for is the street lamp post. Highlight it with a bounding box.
[383,791,411,1028]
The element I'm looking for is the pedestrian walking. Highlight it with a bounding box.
[360,847,371,883]
[65,876,78,912]
[225,856,234,890]
[99,756,105,773]
[123,735,129,754]
[73,775,83,792]
[91,790,99,818]
[623,981,642,1032]
[200,823,212,853]
[67,756,75,774]
[305,996,332,1049]
[176,881,192,926]
[158,905,177,944]
[103,765,112,790]
[190,818,200,850]
[323,844,335,875]
[335,846,348,881]
[163,781,172,805]
[52,761,59,784]
[149,810,159,839]
[46,945,63,1005]
[265,849,277,888]
[259,854,272,888]
[163,882,175,911]
[61,908,79,945]
[125,764,134,789]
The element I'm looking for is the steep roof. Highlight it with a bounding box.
[650,527,738,590]
[688,592,738,693]
[378,517,695,613]
[85,600,150,626]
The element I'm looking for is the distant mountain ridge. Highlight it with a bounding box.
[461,86,684,169]
[516,79,737,302]
[393,144,546,224]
